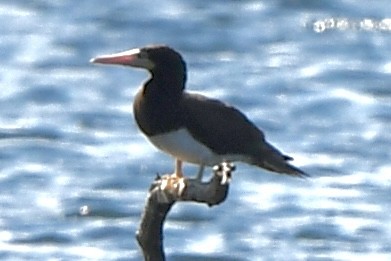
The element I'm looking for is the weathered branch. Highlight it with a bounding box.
[136,162,235,261]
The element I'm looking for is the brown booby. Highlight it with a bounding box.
[90,45,307,179]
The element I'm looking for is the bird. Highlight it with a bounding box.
[90,45,307,180]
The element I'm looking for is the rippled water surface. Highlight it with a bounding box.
[1,1,391,260]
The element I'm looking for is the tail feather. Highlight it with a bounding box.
[252,143,309,178]
[262,158,309,178]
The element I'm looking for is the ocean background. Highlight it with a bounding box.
[1,0,390,260]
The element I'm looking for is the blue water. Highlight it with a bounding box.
[1,0,390,260]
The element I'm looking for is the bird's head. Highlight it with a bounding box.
[90,45,187,84]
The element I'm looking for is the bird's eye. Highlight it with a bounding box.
[138,51,148,59]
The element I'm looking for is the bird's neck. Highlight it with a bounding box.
[134,76,185,136]
[143,72,185,101]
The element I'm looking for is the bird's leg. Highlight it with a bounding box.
[159,159,186,198]
[174,159,184,178]
[158,159,185,197]
[196,165,205,181]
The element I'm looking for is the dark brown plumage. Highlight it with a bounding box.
[90,45,307,179]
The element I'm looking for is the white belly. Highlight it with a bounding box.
[148,128,248,166]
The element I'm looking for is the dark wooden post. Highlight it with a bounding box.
[136,162,235,261]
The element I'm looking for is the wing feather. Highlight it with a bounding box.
[181,92,264,155]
